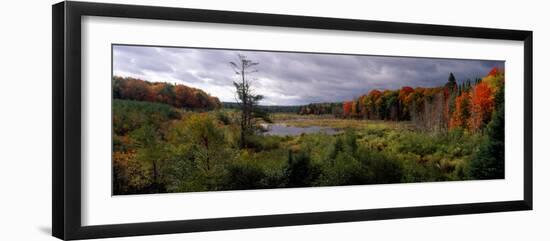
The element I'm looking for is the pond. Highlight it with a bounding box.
[260,123,340,136]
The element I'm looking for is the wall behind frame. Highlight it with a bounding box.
[0,0,547,240]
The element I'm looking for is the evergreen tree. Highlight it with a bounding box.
[284,151,321,187]
[449,72,456,83]
[468,85,504,179]
[445,72,458,91]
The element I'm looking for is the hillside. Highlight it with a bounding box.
[112,76,221,110]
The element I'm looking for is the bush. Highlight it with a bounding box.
[343,129,358,154]
[245,135,281,151]
[284,151,321,187]
[357,147,403,184]
[320,131,370,186]
[395,132,438,157]
[113,99,179,135]
[162,113,236,192]
[319,152,366,186]
[215,111,232,125]
[223,163,267,190]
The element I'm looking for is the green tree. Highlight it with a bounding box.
[164,114,232,192]
[284,151,321,187]
[357,147,403,184]
[224,162,267,190]
[131,124,166,193]
[182,114,226,172]
[319,152,364,186]
[468,85,504,179]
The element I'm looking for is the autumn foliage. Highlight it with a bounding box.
[470,82,494,130]
[299,69,504,133]
[488,67,499,77]
[342,101,353,117]
[113,76,221,110]
[450,91,472,130]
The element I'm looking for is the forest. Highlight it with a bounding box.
[112,56,504,195]
[299,68,503,133]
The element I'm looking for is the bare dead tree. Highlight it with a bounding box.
[230,54,270,148]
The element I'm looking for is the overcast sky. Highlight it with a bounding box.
[113,45,504,106]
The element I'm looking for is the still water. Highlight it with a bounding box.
[260,123,340,136]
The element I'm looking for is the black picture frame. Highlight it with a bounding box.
[52,1,533,240]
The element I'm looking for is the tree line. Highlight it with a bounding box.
[113,76,221,110]
[300,68,504,133]
[298,102,343,116]
[224,102,301,113]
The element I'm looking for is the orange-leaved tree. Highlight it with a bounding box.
[470,82,494,131]
[342,101,353,118]
[450,91,472,130]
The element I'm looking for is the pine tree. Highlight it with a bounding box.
[468,85,504,179]
[445,72,458,91]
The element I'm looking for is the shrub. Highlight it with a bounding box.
[395,132,438,157]
[343,129,358,154]
[223,163,267,190]
[284,151,321,187]
[357,147,403,184]
[215,110,232,125]
[113,99,179,135]
[319,152,366,186]
[245,135,281,151]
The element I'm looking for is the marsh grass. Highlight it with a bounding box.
[272,113,414,131]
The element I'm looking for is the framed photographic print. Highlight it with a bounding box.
[52,1,533,240]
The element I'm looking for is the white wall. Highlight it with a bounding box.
[0,0,548,240]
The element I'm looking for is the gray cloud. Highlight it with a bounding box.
[113,45,504,106]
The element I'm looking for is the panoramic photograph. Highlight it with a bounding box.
[111,44,505,195]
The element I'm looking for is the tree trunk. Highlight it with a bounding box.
[240,66,248,148]
[152,160,158,187]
